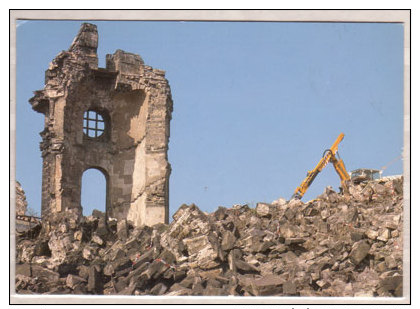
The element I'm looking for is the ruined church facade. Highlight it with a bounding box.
[29,23,173,227]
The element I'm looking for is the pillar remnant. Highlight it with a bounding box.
[30,23,173,227]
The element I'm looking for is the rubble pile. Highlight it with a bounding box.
[15,177,404,297]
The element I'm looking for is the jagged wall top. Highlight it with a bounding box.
[29,23,169,115]
[68,23,99,69]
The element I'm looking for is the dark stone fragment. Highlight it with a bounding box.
[284,238,305,245]
[162,268,175,280]
[179,275,196,289]
[283,280,297,295]
[146,260,168,280]
[126,262,149,282]
[168,283,193,295]
[131,272,149,290]
[254,240,275,253]
[345,207,358,223]
[235,260,259,274]
[33,240,51,257]
[192,282,204,295]
[114,267,132,278]
[78,265,90,279]
[114,277,129,293]
[31,265,60,283]
[117,219,129,240]
[168,269,184,282]
[96,217,109,237]
[206,278,222,288]
[92,209,105,219]
[250,275,284,296]
[221,230,236,251]
[15,263,32,277]
[158,249,176,265]
[349,240,371,265]
[284,207,296,220]
[117,282,136,295]
[73,284,88,294]
[57,263,80,277]
[88,265,103,294]
[110,248,126,262]
[150,282,168,295]
[203,286,227,296]
[380,275,403,292]
[112,256,132,272]
[350,230,365,242]
[214,206,228,220]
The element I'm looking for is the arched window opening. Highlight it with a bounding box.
[83,110,105,138]
[81,168,107,216]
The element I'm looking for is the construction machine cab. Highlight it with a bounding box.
[350,169,381,184]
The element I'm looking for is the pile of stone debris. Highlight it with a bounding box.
[15,177,404,297]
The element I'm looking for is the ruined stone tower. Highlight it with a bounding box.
[29,23,173,227]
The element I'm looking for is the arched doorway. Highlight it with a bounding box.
[81,168,108,216]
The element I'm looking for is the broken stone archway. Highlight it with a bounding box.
[81,167,109,216]
[29,23,173,227]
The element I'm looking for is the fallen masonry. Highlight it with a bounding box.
[15,176,404,297]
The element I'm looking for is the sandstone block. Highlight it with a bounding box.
[349,240,371,265]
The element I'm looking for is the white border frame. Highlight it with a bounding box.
[9,9,411,305]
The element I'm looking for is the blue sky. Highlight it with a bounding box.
[15,20,404,218]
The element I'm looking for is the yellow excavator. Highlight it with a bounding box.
[292,133,351,200]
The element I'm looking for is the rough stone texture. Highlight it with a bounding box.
[29,23,172,228]
[15,174,403,297]
[349,240,371,265]
[16,181,28,215]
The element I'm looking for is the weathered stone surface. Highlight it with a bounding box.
[184,235,219,269]
[250,275,285,296]
[66,274,87,289]
[31,265,60,282]
[117,219,129,241]
[92,209,105,219]
[221,230,236,251]
[283,280,297,295]
[272,197,287,207]
[379,274,403,292]
[377,228,391,242]
[365,229,379,240]
[255,203,273,217]
[150,282,168,295]
[48,233,72,265]
[33,240,51,257]
[87,265,103,293]
[349,240,371,265]
[92,234,104,246]
[82,246,96,261]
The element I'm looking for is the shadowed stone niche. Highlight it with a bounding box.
[30,23,173,228]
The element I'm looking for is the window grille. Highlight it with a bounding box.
[83,110,105,138]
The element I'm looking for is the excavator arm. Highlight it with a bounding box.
[330,151,351,193]
[292,133,350,199]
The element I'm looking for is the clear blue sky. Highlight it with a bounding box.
[15,20,404,218]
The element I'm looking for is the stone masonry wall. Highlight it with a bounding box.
[15,181,28,216]
[29,23,173,227]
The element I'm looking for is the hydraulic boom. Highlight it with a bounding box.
[292,133,350,200]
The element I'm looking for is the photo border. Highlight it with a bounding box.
[9,9,411,305]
